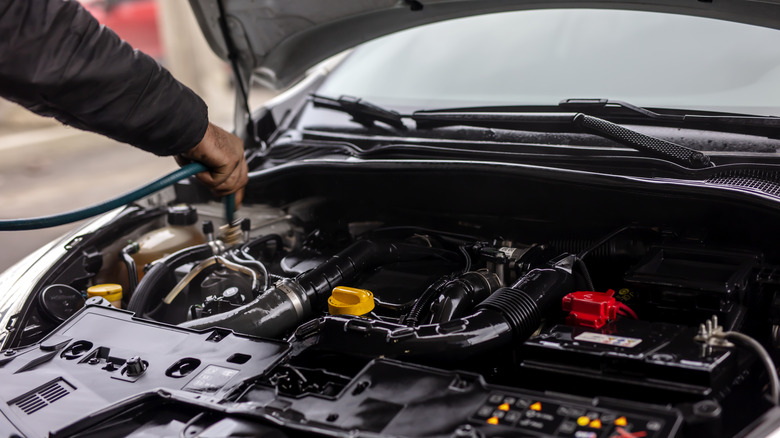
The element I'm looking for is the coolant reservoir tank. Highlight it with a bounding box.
[131,205,205,282]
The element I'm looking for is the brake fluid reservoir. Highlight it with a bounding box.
[132,205,205,282]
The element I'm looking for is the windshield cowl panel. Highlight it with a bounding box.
[296,106,780,155]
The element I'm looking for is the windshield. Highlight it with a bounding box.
[317,9,780,116]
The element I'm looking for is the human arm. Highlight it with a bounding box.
[0,0,246,196]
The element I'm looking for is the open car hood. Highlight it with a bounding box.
[189,0,780,90]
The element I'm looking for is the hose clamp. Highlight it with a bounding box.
[276,280,305,318]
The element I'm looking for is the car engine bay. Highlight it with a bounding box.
[2,166,780,437]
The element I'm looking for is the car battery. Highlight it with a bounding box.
[520,319,741,403]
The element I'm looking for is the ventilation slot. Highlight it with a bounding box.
[706,170,780,198]
[12,379,72,415]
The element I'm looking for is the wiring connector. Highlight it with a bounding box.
[694,315,733,347]
[695,315,779,406]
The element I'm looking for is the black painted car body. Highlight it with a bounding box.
[2,2,780,437]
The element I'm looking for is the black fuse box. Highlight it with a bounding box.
[624,245,759,328]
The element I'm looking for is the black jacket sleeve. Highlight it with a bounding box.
[0,0,208,156]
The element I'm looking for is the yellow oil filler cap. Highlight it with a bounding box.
[87,284,123,309]
[328,286,375,316]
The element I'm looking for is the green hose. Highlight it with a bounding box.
[224,193,236,224]
[0,163,210,231]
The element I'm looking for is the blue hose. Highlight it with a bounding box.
[224,193,236,224]
[0,163,208,231]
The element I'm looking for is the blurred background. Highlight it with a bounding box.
[0,0,276,271]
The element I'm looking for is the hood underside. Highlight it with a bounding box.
[188,0,780,90]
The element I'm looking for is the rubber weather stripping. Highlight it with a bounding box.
[0,163,232,231]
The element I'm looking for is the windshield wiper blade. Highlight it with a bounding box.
[412,111,713,169]
[310,94,406,130]
[560,98,780,133]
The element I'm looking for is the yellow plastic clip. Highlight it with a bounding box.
[328,286,375,316]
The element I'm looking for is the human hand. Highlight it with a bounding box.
[176,122,248,206]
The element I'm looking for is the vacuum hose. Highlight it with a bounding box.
[0,163,209,231]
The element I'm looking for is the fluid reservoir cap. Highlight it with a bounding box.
[328,286,375,316]
[87,284,123,305]
[167,205,198,226]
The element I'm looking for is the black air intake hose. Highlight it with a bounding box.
[293,266,572,361]
[128,244,214,316]
[180,240,458,337]
[428,270,502,324]
[476,268,569,338]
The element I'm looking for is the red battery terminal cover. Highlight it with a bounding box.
[562,289,620,329]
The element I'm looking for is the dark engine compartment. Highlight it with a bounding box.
[3,164,780,437]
